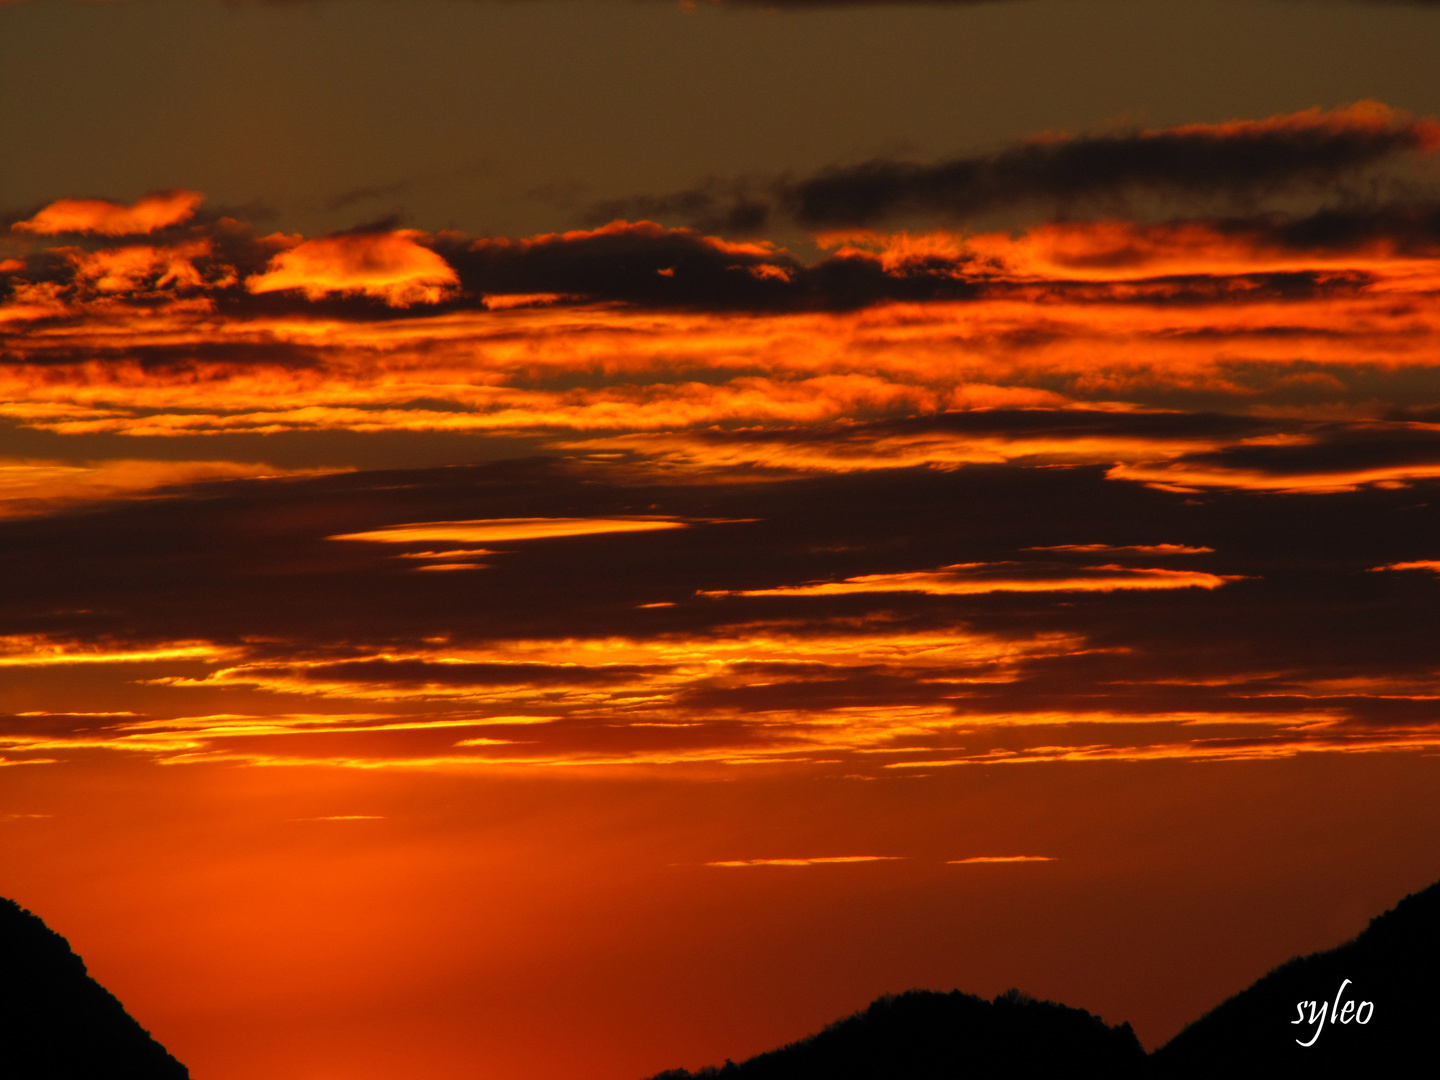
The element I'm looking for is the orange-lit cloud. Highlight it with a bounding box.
[704,856,904,867]
[946,856,1055,864]
[8,191,1440,459]
[246,230,459,306]
[881,729,1440,767]
[62,240,231,294]
[556,425,1227,476]
[1,694,1425,773]
[707,563,1238,598]
[1107,460,1440,494]
[11,190,204,236]
[330,517,691,544]
[7,237,1440,453]
[1,596,1437,771]
[0,457,326,518]
[11,111,1440,784]
[0,635,231,667]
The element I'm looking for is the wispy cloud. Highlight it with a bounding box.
[704,856,904,867]
[1025,544,1214,556]
[704,563,1239,598]
[0,458,335,518]
[330,517,691,544]
[946,855,1055,864]
[589,103,1440,231]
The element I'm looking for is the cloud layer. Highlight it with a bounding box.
[4,449,1440,773]
[7,104,1440,776]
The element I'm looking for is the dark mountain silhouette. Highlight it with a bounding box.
[0,897,189,1080]
[6,877,1436,1080]
[1153,876,1440,1078]
[650,989,1147,1080]
[648,877,1440,1080]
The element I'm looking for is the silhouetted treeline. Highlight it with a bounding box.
[0,898,189,1080]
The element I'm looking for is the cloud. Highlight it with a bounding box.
[0,458,327,518]
[321,180,418,214]
[1104,424,1440,492]
[1109,459,1440,493]
[945,856,1055,864]
[7,112,1440,778]
[1025,544,1214,556]
[592,103,1440,231]
[703,562,1239,597]
[703,856,904,867]
[554,415,1253,477]
[0,636,230,667]
[246,229,460,306]
[329,516,691,544]
[11,190,204,237]
[438,219,933,312]
[14,179,1440,452]
[5,451,1440,772]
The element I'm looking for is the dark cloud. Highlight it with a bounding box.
[321,182,417,214]
[583,178,777,236]
[3,427,1440,771]
[1,211,987,321]
[0,210,1406,331]
[436,220,989,311]
[587,103,1440,232]
[1216,202,1440,255]
[13,171,1440,328]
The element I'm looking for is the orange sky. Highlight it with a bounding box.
[6,45,1440,1080]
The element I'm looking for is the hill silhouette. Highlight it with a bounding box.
[648,877,1440,1080]
[0,897,189,1080]
[6,877,1438,1079]
[1153,876,1440,1078]
[650,989,1147,1080]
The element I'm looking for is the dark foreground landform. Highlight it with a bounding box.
[0,898,189,1080]
[651,989,1148,1080]
[4,876,1437,1079]
[650,877,1440,1080]
[1152,873,1440,1078]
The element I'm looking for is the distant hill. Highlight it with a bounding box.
[650,988,1147,1080]
[0,898,189,1080]
[1153,876,1440,1078]
[648,878,1440,1080]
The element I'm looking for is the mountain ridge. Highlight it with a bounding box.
[4,876,1436,1079]
[0,897,189,1080]
[648,876,1440,1080]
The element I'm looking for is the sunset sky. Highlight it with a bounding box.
[5,2,1440,1079]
